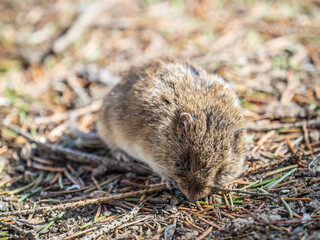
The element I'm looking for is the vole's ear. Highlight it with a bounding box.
[232,128,245,137]
[232,128,246,146]
[179,112,193,127]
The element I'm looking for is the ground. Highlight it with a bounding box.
[0,0,320,239]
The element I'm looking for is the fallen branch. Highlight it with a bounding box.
[1,123,152,176]
[269,218,320,225]
[0,185,166,217]
[213,187,277,197]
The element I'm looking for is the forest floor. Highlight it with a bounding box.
[0,0,320,239]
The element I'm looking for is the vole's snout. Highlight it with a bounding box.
[184,191,202,201]
[179,182,211,201]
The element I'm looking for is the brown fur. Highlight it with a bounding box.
[97,58,245,200]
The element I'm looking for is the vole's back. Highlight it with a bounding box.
[97,59,244,187]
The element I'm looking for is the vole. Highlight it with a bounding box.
[97,58,245,201]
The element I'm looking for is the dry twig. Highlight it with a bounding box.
[1,123,152,175]
[0,185,166,217]
[246,117,320,132]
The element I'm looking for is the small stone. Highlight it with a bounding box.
[214,197,222,204]
[301,213,311,221]
[309,231,320,240]
[130,225,139,231]
[310,131,320,143]
[0,201,8,211]
[267,214,281,222]
[183,230,199,239]
[90,190,108,198]
[40,191,47,197]
[65,194,73,199]
[124,172,136,178]
[103,210,112,216]
[308,200,320,211]
[164,224,176,240]
[165,205,178,213]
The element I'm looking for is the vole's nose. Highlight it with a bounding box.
[184,191,201,201]
[180,181,208,201]
[186,195,197,201]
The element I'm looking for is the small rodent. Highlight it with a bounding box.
[97,58,245,200]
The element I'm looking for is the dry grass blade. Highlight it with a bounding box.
[63,227,98,240]
[252,130,275,152]
[265,165,298,177]
[302,124,313,153]
[246,117,320,131]
[33,100,102,125]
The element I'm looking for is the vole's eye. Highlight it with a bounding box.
[186,163,191,171]
[175,162,182,169]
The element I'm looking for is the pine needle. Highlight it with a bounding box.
[281,198,293,219]
[36,211,65,236]
[266,168,297,189]
[18,186,42,202]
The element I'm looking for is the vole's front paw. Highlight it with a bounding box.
[110,149,132,162]
[161,175,177,189]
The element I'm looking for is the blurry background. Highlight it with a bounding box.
[0,0,320,134]
[1,1,320,239]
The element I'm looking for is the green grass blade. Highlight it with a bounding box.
[239,180,260,190]
[37,211,65,236]
[281,198,293,219]
[266,168,297,189]
[40,199,60,203]
[80,216,107,229]
[7,179,37,195]
[18,186,42,202]
[251,175,281,188]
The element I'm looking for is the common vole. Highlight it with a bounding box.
[97,59,245,200]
